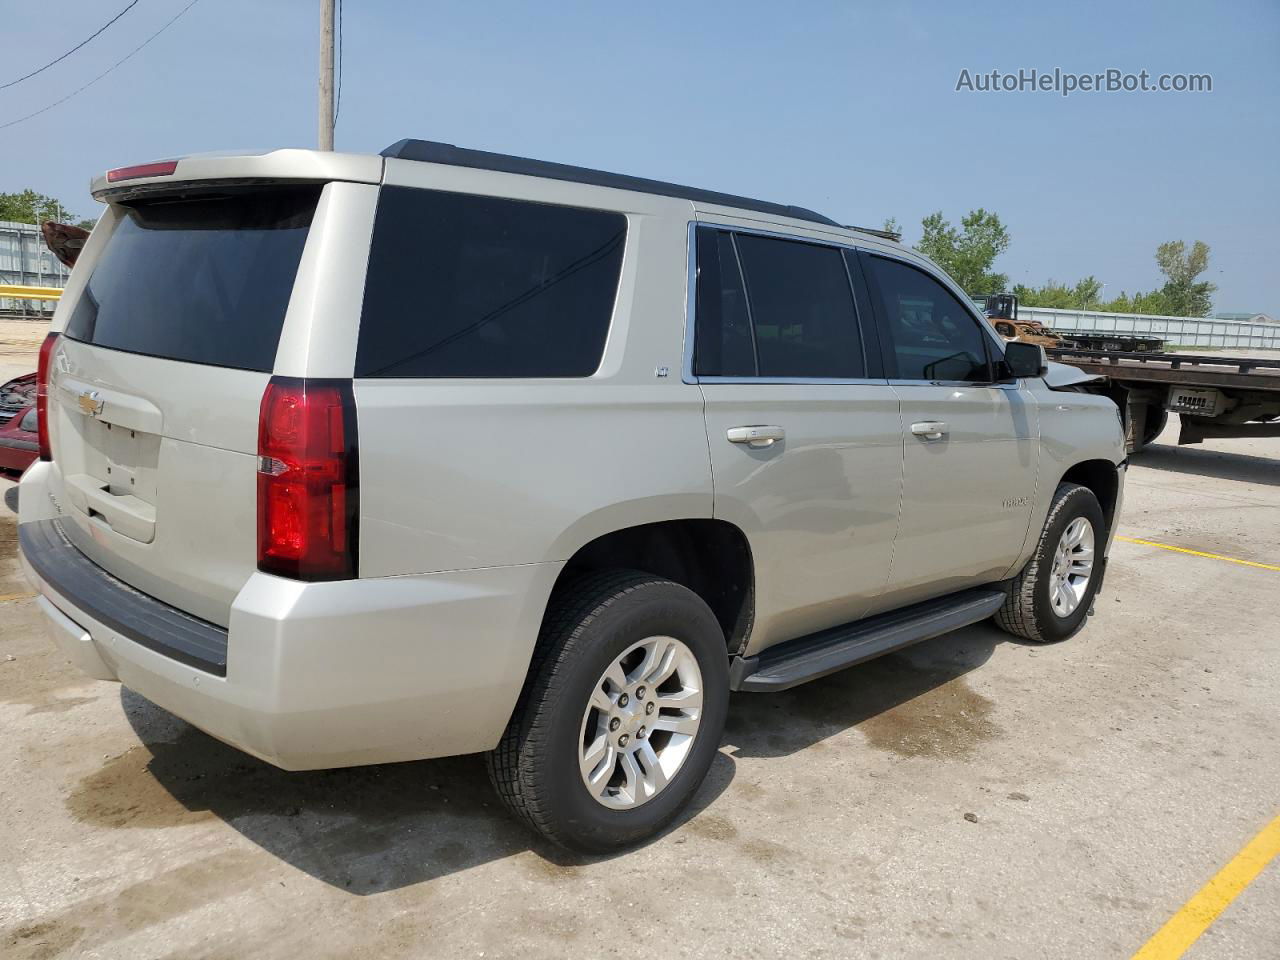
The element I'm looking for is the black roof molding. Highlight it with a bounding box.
[381,139,840,228]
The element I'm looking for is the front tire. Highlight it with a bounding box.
[994,483,1106,643]
[487,570,729,853]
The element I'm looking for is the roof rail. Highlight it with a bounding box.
[381,139,841,228]
[844,224,901,242]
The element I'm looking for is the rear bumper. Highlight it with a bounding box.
[18,478,561,770]
[21,519,230,675]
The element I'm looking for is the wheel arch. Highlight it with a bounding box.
[1059,458,1121,534]
[549,518,755,655]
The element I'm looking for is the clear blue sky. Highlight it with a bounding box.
[5,0,1278,314]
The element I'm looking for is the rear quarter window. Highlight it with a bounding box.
[65,187,319,372]
[355,187,627,378]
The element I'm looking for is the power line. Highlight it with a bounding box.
[0,0,142,91]
[0,0,201,132]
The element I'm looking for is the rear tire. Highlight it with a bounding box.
[486,570,729,853]
[994,483,1106,643]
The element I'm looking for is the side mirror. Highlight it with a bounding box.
[1004,341,1048,379]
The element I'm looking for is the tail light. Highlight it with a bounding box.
[257,377,358,581]
[36,332,59,461]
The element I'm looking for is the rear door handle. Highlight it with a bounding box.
[727,425,785,448]
[910,421,948,441]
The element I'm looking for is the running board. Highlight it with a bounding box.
[729,587,1008,692]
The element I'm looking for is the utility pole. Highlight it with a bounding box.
[318,0,335,150]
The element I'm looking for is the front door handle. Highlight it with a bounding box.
[727,425,785,448]
[910,421,949,441]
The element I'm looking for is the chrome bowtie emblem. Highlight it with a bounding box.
[78,390,104,416]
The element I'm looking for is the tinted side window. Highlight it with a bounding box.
[868,256,993,382]
[356,187,626,378]
[693,228,755,377]
[733,234,863,378]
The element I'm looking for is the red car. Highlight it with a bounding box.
[0,373,38,476]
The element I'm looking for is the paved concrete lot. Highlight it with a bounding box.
[1,419,1277,960]
[0,319,50,385]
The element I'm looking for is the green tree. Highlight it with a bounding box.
[1072,276,1103,309]
[881,216,901,238]
[0,189,76,225]
[1013,280,1071,309]
[1153,240,1215,317]
[1098,289,1169,315]
[1014,276,1104,310]
[917,208,1010,294]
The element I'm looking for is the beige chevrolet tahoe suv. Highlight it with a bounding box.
[18,141,1126,852]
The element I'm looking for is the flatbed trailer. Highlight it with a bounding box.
[1045,347,1280,452]
[981,293,1165,355]
[1063,333,1166,353]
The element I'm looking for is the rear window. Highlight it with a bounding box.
[694,228,865,379]
[355,187,626,378]
[65,187,319,372]
[734,234,864,379]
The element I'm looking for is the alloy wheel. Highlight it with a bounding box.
[1049,516,1095,617]
[578,636,703,809]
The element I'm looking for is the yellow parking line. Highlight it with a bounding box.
[1116,536,1280,572]
[0,592,35,603]
[1131,813,1280,960]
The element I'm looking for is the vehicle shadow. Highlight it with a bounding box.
[725,622,1009,760]
[97,620,1013,894]
[1132,442,1280,487]
[101,686,735,894]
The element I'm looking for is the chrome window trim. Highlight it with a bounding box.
[683,219,882,386]
[695,219,867,252]
[682,220,1024,391]
[890,378,1023,391]
[698,376,890,386]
